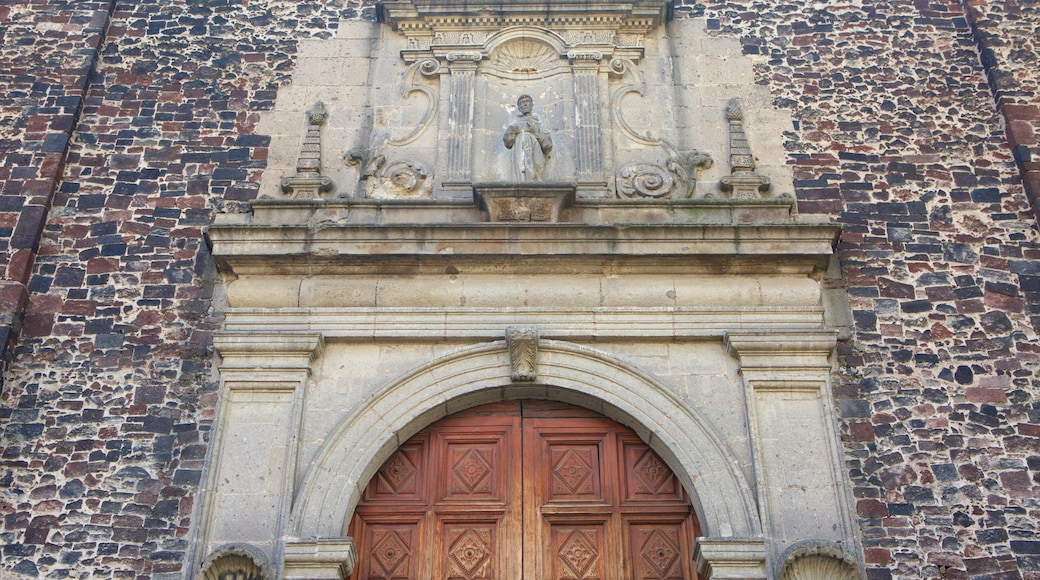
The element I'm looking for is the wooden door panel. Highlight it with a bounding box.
[350,402,697,580]
[626,522,689,580]
[432,418,520,506]
[364,438,428,504]
[443,523,497,580]
[620,441,684,504]
[356,521,421,580]
[550,445,602,500]
[551,524,607,580]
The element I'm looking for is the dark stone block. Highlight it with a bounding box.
[1012,541,1040,555]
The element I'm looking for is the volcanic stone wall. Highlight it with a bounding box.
[0,1,1038,579]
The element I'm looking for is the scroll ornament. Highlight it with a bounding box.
[346,146,431,199]
[617,150,713,199]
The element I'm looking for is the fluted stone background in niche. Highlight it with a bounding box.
[0,2,1038,580]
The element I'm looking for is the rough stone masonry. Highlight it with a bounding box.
[0,0,1039,579]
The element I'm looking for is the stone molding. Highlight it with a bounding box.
[288,339,762,540]
[222,307,826,341]
[381,0,670,38]
[283,538,358,580]
[694,537,768,580]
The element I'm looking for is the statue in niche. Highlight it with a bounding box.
[503,94,553,182]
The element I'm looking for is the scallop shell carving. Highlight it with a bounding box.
[201,545,271,580]
[778,542,862,580]
[490,40,558,75]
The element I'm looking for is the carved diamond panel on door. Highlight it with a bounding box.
[622,440,684,503]
[444,524,496,580]
[363,524,418,580]
[629,524,686,580]
[551,445,601,499]
[349,401,698,580]
[553,525,606,580]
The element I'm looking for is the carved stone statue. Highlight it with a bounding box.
[503,94,553,182]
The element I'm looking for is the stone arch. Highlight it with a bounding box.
[289,339,761,539]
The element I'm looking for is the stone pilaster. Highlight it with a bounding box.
[725,331,858,575]
[196,334,323,573]
[569,50,607,195]
[440,52,481,197]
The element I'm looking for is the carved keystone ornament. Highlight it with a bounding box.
[506,326,539,381]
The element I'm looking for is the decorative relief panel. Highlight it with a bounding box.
[553,526,605,580]
[373,444,421,498]
[445,526,495,580]
[550,445,600,499]
[366,526,416,580]
[629,445,676,497]
[631,526,684,580]
[450,445,496,496]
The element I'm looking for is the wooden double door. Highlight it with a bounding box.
[349,401,699,579]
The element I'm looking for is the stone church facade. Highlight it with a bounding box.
[1,1,1038,579]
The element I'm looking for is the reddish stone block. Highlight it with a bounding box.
[850,421,876,441]
[965,388,1008,403]
[864,547,893,565]
[858,498,889,517]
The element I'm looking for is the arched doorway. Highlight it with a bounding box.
[348,400,700,579]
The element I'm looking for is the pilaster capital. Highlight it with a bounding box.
[283,538,357,580]
[445,51,482,68]
[567,50,604,67]
[724,331,835,380]
[695,537,768,580]
[213,333,323,386]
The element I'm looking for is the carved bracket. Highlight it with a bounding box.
[506,326,539,381]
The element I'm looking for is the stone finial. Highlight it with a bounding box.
[281,101,334,198]
[720,98,771,199]
[506,326,539,381]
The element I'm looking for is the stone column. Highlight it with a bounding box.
[439,51,482,198]
[725,331,858,574]
[569,50,607,196]
[198,334,323,572]
[694,538,767,580]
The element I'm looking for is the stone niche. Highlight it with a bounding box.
[201,1,862,579]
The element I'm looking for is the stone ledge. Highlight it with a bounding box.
[206,222,841,277]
